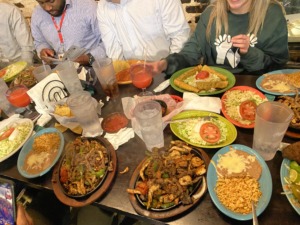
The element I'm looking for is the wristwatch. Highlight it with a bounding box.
[87,53,95,66]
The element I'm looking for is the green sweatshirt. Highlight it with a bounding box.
[165,3,289,76]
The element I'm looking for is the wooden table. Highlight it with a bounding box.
[0,73,299,225]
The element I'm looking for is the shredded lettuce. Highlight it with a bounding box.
[183,73,221,88]
[0,122,32,159]
[177,118,227,146]
[223,90,267,125]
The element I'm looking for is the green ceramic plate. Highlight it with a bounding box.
[2,61,27,82]
[170,66,236,95]
[170,111,237,149]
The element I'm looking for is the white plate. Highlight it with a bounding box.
[0,118,34,163]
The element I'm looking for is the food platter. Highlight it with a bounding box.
[10,65,38,89]
[17,128,64,178]
[170,66,236,95]
[207,144,272,220]
[280,158,300,215]
[1,61,27,82]
[170,111,237,149]
[116,60,144,85]
[256,69,300,96]
[0,118,33,163]
[128,145,209,219]
[221,86,267,129]
[58,137,111,198]
[52,136,117,207]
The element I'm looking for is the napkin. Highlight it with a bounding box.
[182,92,222,114]
[27,73,66,114]
[36,113,52,127]
[104,128,134,150]
[122,94,189,140]
[78,67,87,81]
[153,79,170,92]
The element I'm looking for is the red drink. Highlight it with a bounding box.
[132,72,152,89]
[6,85,31,107]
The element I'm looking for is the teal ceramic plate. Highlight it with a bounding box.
[256,69,299,96]
[207,144,272,220]
[280,158,300,215]
[170,66,236,95]
[17,128,64,178]
[170,111,237,149]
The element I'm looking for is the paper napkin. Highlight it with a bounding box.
[104,128,134,150]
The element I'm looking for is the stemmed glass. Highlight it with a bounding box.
[130,64,153,96]
[6,85,38,119]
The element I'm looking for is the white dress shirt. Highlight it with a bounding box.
[0,2,35,63]
[97,0,190,62]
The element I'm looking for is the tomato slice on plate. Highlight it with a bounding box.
[200,123,221,143]
[0,69,6,78]
[196,71,209,80]
[239,100,257,121]
[0,127,15,141]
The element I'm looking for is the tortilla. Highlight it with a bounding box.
[201,65,227,81]
[55,123,68,133]
[71,125,83,134]
[176,65,202,81]
[174,79,199,93]
[113,60,130,74]
[196,81,228,91]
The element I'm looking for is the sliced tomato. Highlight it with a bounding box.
[200,123,221,143]
[239,100,257,121]
[0,69,6,78]
[196,71,209,80]
[0,127,15,141]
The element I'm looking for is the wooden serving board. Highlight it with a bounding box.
[51,136,117,207]
[128,146,210,220]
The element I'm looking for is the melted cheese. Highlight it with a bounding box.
[217,149,256,175]
[27,152,50,170]
[271,82,291,92]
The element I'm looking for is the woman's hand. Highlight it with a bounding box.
[17,203,34,225]
[231,35,251,54]
[147,59,168,76]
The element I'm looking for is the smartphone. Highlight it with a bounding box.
[0,178,16,225]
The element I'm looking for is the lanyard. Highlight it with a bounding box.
[51,6,67,44]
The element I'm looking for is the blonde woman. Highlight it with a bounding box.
[150,0,289,76]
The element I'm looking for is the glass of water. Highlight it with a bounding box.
[252,101,293,161]
[67,91,101,136]
[133,101,164,151]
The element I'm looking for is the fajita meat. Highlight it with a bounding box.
[282,142,300,164]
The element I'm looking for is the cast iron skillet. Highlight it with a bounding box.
[135,148,204,211]
[58,137,111,199]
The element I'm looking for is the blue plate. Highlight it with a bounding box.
[256,69,299,96]
[17,128,64,178]
[280,158,300,215]
[207,144,272,220]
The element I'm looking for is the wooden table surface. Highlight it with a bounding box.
[0,73,299,225]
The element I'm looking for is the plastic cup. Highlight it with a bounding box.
[92,58,119,99]
[56,60,83,94]
[133,101,164,151]
[67,91,101,136]
[252,101,293,161]
[0,78,17,117]
[32,65,52,82]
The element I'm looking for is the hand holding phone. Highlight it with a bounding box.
[40,49,55,63]
[16,203,33,225]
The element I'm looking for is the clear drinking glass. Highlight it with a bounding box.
[67,91,102,136]
[133,100,164,151]
[32,65,52,82]
[130,64,153,96]
[55,60,83,94]
[92,58,119,99]
[0,78,17,117]
[252,101,293,161]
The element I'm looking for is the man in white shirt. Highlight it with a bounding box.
[0,0,35,63]
[97,0,190,62]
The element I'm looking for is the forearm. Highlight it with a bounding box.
[164,53,195,77]
[240,47,289,72]
[89,42,106,59]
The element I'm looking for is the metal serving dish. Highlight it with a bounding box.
[58,137,111,199]
[135,148,204,211]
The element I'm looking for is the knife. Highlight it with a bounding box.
[165,116,218,124]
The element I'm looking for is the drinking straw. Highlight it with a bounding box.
[143,45,148,72]
[42,60,47,72]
